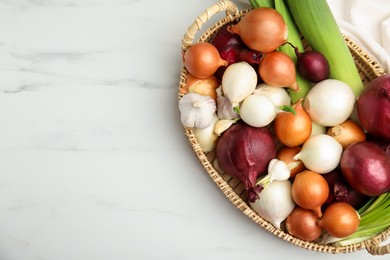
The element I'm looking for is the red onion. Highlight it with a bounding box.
[210,25,243,51]
[216,122,277,202]
[294,48,330,83]
[366,133,390,157]
[340,141,390,196]
[357,74,390,140]
[322,170,368,211]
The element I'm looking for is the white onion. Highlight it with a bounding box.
[303,79,356,126]
[240,94,277,127]
[222,61,257,108]
[253,83,291,107]
[294,134,343,174]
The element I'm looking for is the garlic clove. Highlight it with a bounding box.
[214,118,239,136]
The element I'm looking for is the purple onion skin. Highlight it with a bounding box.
[322,170,368,211]
[357,74,390,140]
[296,50,330,83]
[367,133,390,157]
[341,141,390,196]
[210,25,243,51]
[216,122,277,202]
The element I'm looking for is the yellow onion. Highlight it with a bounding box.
[180,73,220,101]
[318,202,360,238]
[274,98,311,147]
[327,119,366,150]
[183,42,228,79]
[259,51,298,91]
[229,7,288,53]
[286,206,323,242]
[291,170,329,217]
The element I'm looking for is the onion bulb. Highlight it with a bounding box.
[216,122,277,203]
[184,42,228,79]
[180,73,220,101]
[229,7,288,53]
[274,98,312,147]
[304,79,356,126]
[340,141,390,196]
[276,146,305,178]
[286,206,323,242]
[327,119,366,150]
[294,134,342,174]
[357,74,390,140]
[318,202,360,238]
[222,61,257,108]
[259,51,298,91]
[292,170,329,217]
[239,94,277,127]
[253,83,291,107]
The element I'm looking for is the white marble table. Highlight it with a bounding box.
[0,0,388,259]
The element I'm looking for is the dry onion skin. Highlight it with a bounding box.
[327,119,366,150]
[274,99,311,147]
[286,206,323,242]
[291,170,329,217]
[318,202,360,238]
[183,42,228,79]
[259,51,298,91]
[229,7,288,53]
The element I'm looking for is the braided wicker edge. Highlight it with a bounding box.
[177,1,389,255]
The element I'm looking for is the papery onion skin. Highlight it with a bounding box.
[180,73,220,101]
[286,206,323,242]
[340,141,390,196]
[259,51,298,91]
[318,202,360,238]
[211,25,243,51]
[184,42,228,79]
[229,8,288,53]
[295,49,330,83]
[274,99,311,147]
[327,119,366,150]
[216,122,277,203]
[357,74,390,140]
[291,170,329,217]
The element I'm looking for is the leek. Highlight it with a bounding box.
[285,0,364,97]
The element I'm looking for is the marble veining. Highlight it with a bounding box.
[0,0,388,259]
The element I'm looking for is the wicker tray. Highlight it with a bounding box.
[178,0,390,255]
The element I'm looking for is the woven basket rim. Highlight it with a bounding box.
[178,3,389,255]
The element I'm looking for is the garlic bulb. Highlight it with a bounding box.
[250,180,295,229]
[216,87,239,120]
[179,93,216,128]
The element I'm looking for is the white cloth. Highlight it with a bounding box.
[327,0,390,72]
